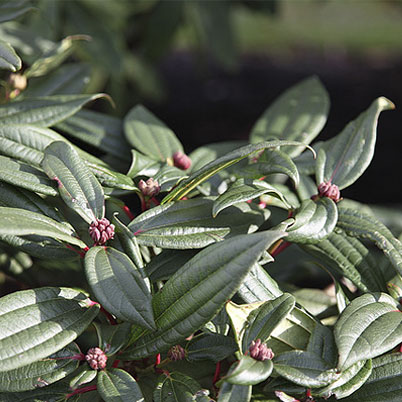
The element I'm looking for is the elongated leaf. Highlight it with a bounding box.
[240,149,299,187]
[56,109,130,162]
[0,155,57,196]
[242,294,296,352]
[342,353,402,402]
[335,292,402,370]
[250,76,329,157]
[162,140,308,203]
[124,105,183,161]
[0,207,86,248]
[0,181,68,224]
[0,384,68,402]
[213,178,290,217]
[85,247,155,330]
[0,94,108,126]
[217,382,251,402]
[316,359,372,399]
[286,198,338,244]
[97,369,144,402]
[316,97,394,189]
[0,287,99,371]
[221,355,273,386]
[128,197,268,249]
[0,343,81,392]
[153,372,204,402]
[337,206,402,276]
[153,165,187,192]
[0,0,34,23]
[42,141,105,223]
[237,263,283,303]
[274,350,339,387]
[303,230,389,292]
[93,322,132,357]
[121,231,285,358]
[0,39,21,71]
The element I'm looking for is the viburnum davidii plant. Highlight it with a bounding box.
[2,6,402,402]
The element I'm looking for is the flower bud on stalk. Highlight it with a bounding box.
[89,218,115,245]
[138,178,160,197]
[168,344,186,361]
[248,339,274,361]
[85,347,107,370]
[173,151,192,170]
[317,181,341,202]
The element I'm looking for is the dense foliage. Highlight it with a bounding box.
[1,1,402,401]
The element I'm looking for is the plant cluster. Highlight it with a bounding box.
[1,1,402,402]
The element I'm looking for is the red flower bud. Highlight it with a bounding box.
[168,344,186,361]
[173,151,192,170]
[138,178,160,197]
[89,218,115,245]
[85,347,107,370]
[249,339,274,361]
[317,181,341,202]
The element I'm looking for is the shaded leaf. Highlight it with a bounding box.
[0,38,21,71]
[217,382,251,402]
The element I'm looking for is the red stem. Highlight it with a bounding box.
[271,240,291,257]
[212,361,221,384]
[112,359,120,368]
[123,205,135,221]
[65,244,88,258]
[154,353,161,366]
[100,306,117,325]
[66,385,97,399]
[151,196,160,206]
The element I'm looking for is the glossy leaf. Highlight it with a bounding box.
[0,207,86,248]
[337,206,402,276]
[242,294,296,352]
[122,231,285,358]
[69,365,97,390]
[42,141,105,223]
[316,359,372,399]
[97,368,144,402]
[342,353,402,402]
[0,94,108,127]
[128,197,269,249]
[334,292,402,370]
[315,97,394,189]
[85,247,155,330]
[0,343,81,392]
[162,140,308,203]
[0,0,34,23]
[0,287,99,371]
[153,165,187,192]
[213,178,290,217]
[153,372,203,402]
[286,198,338,244]
[217,382,251,402]
[0,155,57,196]
[124,105,183,161]
[0,39,21,71]
[250,76,329,157]
[221,355,273,386]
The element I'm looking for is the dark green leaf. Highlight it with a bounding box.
[213,178,290,217]
[162,140,308,203]
[122,231,285,358]
[316,97,394,190]
[124,105,183,161]
[128,197,269,249]
[286,198,338,244]
[93,322,131,357]
[217,382,251,402]
[69,365,97,390]
[85,247,155,330]
[42,141,105,223]
[0,287,99,371]
[97,368,144,402]
[334,292,402,370]
[0,207,86,248]
[250,76,329,158]
[0,94,108,127]
[0,343,81,392]
[0,155,57,196]
[0,0,34,23]
[0,39,21,71]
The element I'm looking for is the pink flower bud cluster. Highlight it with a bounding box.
[173,151,192,170]
[85,347,107,370]
[249,339,274,361]
[168,344,186,361]
[89,218,115,245]
[138,178,160,197]
[317,181,341,202]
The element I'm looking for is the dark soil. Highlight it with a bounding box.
[147,51,402,205]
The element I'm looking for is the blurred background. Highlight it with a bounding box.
[2,0,402,203]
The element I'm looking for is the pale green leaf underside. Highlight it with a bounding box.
[0,39,21,71]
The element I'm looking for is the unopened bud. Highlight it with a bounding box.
[249,339,274,361]
[85,347,107,370]
[8,73,27,91]
[173,151,192,170]
[89,218,115,245]
[317,181,341,202]
[168,344,186,361]
[138,178,160,197]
